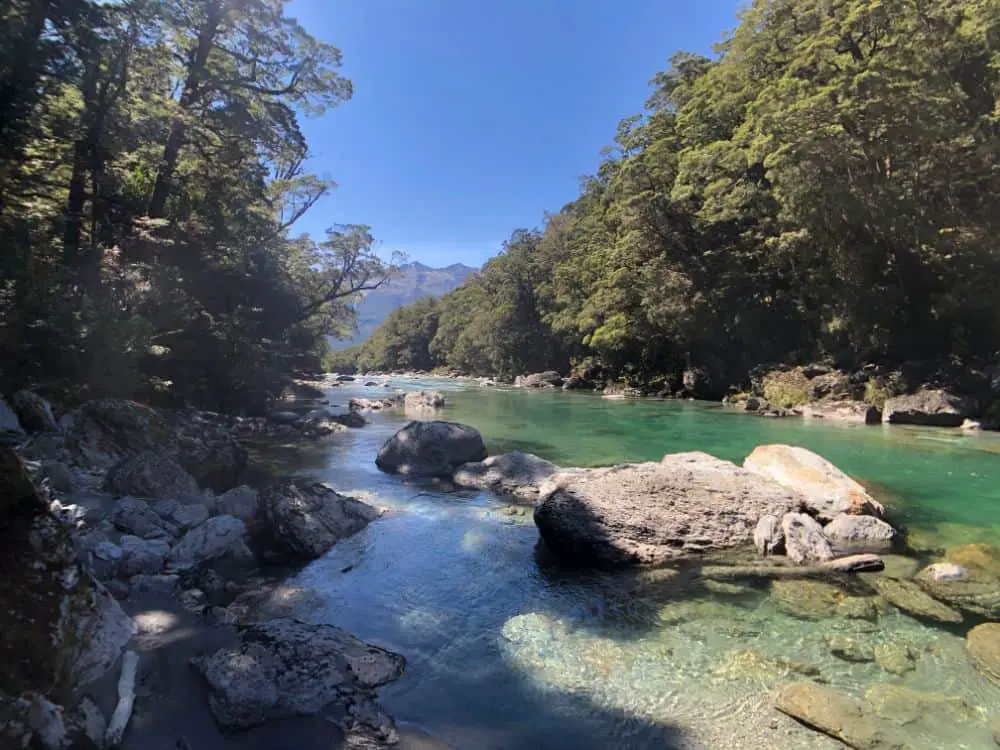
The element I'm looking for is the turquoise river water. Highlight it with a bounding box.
[259,378,1000,749]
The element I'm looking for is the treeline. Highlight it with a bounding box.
[342,0,1000,395]
[0,0,391,413]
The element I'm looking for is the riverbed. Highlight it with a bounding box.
[260,378,1000,749]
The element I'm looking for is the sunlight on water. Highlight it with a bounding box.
[270,377,1000,749]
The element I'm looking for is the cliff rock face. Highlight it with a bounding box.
[0,447,133,748]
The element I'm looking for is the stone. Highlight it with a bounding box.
[877,554,921,579]
[743,445,884,521]
[270,411,300,425]
[12,390,59,433]
[915,564,1000,619]
[836,596,880,621]
[167,515,247,571]
[127,574,179,596]
[802,400,882,425]
[261,480,378,561]
[299,415,347,439]
[864,684,978,727]
[873,643,916,675]
[119,535,170,577]
[823,515,898,550]
[376,420,488,478]
[63,399,171,469]
[172,503,210,530]
[771,580,847,619]
[105,451,200,500]
[714,650,821,682]
[94,541,123,561]
[869,577,963,624]
[562,376,596,391]
[179,588,208,613]
[753,514,785,557]
[966,623,1000,686]
[0,393,26,443]
[332,411,367,428]
[947,543,1000,577]
[533,451,805,568]
[826,634,874,662]
[882,389,977,427]
[174,432,247,492]
[514,371,563,388]
[216,485,261,522]
[40,461,74,493]
[111,496,178,540]
[782,512,834,564]
[403,391,447,411]
[453,452,562,503]
[191,618,404,742]
[349,396,403,412]
[774,682,906,749]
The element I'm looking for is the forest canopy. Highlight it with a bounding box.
[348,0,1000,393]
[0,0,394,412]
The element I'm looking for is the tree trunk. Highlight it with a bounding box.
[146,0,227,218]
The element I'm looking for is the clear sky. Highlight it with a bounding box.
[288,0,744,268]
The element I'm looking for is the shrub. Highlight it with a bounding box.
[762,370,811,408]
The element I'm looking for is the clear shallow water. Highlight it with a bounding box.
[264,378,1000,749]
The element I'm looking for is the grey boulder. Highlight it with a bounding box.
[376,420,487,478]
[105,450,200,500]
[0,394,25,443]
[216,485,262,522]
[111,496,178,540]
[782,512,834,564]
[167,515,247,571]
[453,451,562,503]
[12,390,59,433]
[882,389,977,427]
[823,514,898,550]
[261,480,378,561]
[191,618,404,741]
[533,451,804,568]
[119,535,170,576]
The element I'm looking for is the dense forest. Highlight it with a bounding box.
[0,0,393,413]
[340,0,1000,396]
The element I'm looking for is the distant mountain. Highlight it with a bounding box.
[329,261,478,349]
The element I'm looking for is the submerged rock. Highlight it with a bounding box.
[882,389,977,427]
[376,420,487,478]
[774,682,906,749]
[864,684,978,727]
[870,577,963,624]
[873,643,917,676]
[826,634,875,663]
[453,451,562,503]
[915,564,1000,619]
[967,623,1000,686]
[261,480,378,561]
[534,451,804,568]
[191,618,404,741]
[782,513,833,564]
[771,579,849,619]
[743,444,884,521]
[105,450,200,500]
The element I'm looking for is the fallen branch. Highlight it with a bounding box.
[104,650,139,748]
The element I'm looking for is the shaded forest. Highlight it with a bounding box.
[0,0,393,413]
[341,0,1000,396]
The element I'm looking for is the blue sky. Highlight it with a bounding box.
[288,0,744,268]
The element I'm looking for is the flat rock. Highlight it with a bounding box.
[533,451,804,568]
[774,682,906,749]
[967,622,1000,686]
[376,420,487,478]
[823,515,898,550]
[771,579,850,619]
[802,400,882,425]
[882,389,977,427]
[453,452,561,503]
[915,564,1000,619]
[864,684,978,727]
[262,480,378,561]
[869,577,963,623]
[782,512,833,564]
[167,515,247,571]
[743,444,884,521]
[191,618,404,741]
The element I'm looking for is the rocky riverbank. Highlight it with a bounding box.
[0,383,420,750]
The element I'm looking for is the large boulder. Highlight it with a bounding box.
[119,535,170,576]
[12,390,59,433]
[191,618,404,743]
[105,450,200,499]
[0,448,133,719]
[453,452,562,503]
[743,445,884,521]
[376,420,488,478]
[514,371,563,389]
[167,515,247,572]
[0,394,26,444]
[533,451,804,568]
[967,623,1000,687]
[403,391,446,412]
[801,400,882,425]
[216,485,262,522]
[261,480,379,561]
[174,432,247,492]
[62,398,172,469]
[882,389,977,427]
[349,396,404,412]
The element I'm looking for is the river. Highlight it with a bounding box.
[259,377,1000,749]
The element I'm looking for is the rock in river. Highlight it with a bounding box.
[915,563,1000,619]
[882,389,977,427]
[376,420,487,478]
[782,512,833,564]
[261,479,379,561]
[869,577,962,624]
[823,514,898,550]
[403,390,446,411]
[743,444,884,521]
[966,622,1000,686]
[802,400,882,425]
[192,618,404,742]
[533,451,804,568]
[514,371,563,388]
[453,451,562,503]
[774,682,906,749]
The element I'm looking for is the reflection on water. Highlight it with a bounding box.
[265,378,1000,749]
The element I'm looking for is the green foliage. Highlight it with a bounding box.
[864,374,905,409]
[0,0,391,412]
[762,371,811,409]
[358,0,1000,387]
